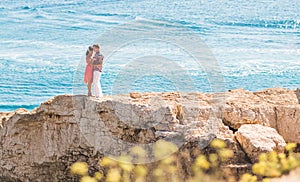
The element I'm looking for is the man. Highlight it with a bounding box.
[92,44,104,98]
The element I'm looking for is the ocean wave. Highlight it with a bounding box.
[21,6,34,10]
[223,59,300,77]
[92,13,131,18]
[1,39,82,49]
[20,2,85,10]
[213,19,300,29]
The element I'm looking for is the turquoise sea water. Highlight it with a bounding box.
[0,0,300,111]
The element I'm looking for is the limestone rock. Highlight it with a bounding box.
[1,88,300,181]
[130,92,142,99]
[223,88,300,143]
[275,106,300,143]
[235,124,286,163]
[0,112,13,128]
[0,92,239,181]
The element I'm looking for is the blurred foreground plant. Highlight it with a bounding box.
[240,143,300,182]
[189,139,234,182]
[70,139,233,182]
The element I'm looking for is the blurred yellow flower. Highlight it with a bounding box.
[280,159,290,172]
[134,165,148,177]
[153,168,164,177]
[167,165,177,173]
[161,155,176,165]
[210,139,226,149]
[268,151,278,163]
[277,153,286,159]
[195,155,210,170]
[117,155,134,172]
[80,176,97,182]
[106,168,121,182]
[252,163,265,175]
[100,157,117,167]
[285,143,297,152]
[218,148,233,161]
[287,156,298,169]
[70,162,88,176]
[118,155,132,163]
[240,173,257,182]
[69,138,300,182]
[153,140,178,159]
[258,153,267,162]
[208,153,218,164]
[130,146,147,157]
[94,172,103,180]
[262,178,270,182]
[119,162,134,172]
[267,168,281,178]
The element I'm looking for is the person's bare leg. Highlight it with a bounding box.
[87,80,92,96]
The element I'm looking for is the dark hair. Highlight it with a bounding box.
[86,46,93,56]
[93,44,100,49]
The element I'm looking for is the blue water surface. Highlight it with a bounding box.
[0,0,300,111]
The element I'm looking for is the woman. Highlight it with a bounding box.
[84,46,94,96]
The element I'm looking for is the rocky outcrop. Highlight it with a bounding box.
[236,124,286,163]
[0,93,238,181]
[223,88,300,143]
[0,88,300,181]
[0,112,13,128]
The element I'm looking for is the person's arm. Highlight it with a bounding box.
[92,55,104,66]
[86,56,94,65]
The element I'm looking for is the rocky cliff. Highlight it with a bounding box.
[0,88,299,181]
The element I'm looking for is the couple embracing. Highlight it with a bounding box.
[84,44,104,98]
